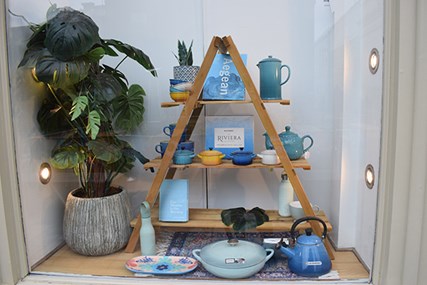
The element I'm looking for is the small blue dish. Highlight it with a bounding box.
[170,79,186,85]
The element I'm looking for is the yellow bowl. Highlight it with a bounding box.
[170,91,190,102]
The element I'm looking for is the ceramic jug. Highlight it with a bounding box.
[257,56,291,100]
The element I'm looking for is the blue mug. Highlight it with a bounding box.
[155,141,169,157]
[163,123,187,142]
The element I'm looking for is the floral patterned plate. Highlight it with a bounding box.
[125,255,198,275]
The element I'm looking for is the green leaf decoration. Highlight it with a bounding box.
[221,207,269,232]
[45,9,100,61]
[102,39,157,76]
[85,47,105,61]
[112,84,145,132]
[87,140,122,164]
[86,110,101,140]
[37,91,74,138]
[87,73,123,104]
[70,96,88,121]
[50,145,85,169]
[34,53,90,88]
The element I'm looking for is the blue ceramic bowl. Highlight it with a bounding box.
[170,79,186,85]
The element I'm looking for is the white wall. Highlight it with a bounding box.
[6,0,382,270]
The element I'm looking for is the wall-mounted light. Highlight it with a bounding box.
[39,162,52,184]
[365,164,375,189]
[369,48,379,74]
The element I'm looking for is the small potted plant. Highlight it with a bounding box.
[172,40,200,82]
[221,207,270,232]
[18,5,157,256]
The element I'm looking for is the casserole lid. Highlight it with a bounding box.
[198,239,267,269]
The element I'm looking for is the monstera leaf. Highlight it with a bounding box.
[50,144,86,169]
[102,39,157,76]
[87,139,122,164]
[34,53,90,88]
[45,9,100,61]
[112,84,146,132]
[221,207,270,232]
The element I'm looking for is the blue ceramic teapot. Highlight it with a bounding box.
[280,216,332,277]
[263,126,313,160]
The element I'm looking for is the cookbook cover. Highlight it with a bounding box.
[202,53,247,100]
[205,116,254,156]
[159,179,189,222]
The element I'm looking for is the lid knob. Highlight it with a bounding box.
[305,228,313,236]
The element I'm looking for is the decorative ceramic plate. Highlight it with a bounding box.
[125,256,198,275]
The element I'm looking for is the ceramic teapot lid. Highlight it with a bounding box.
[199,239,267,269]
[258,55,281,63]
[279,126,298,138]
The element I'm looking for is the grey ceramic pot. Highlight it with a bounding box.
[63,187,131,256]
[192,239,274,279]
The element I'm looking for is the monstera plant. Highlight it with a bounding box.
[19,5,156,198]
[18,5,157,255]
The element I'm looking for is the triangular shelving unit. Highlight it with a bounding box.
[125,36,334,259]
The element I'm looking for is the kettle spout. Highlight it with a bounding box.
[280,245,295,259]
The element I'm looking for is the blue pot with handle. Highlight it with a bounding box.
[263,126,313,160]
[257,55,291,100]
[280,216,332,277]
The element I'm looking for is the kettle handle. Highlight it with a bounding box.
[280,64,291,85]
[290,216,328,240]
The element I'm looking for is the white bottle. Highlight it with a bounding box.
[278,174,294,217]
[140,201,156,255]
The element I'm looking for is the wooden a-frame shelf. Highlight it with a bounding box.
[131,208,332,233]
[144,157,311,170]
[125,35,334,259]
[161,99,290,108]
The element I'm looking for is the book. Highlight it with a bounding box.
[205,116,254,157]
[159,179,189,222]
[202,53,247,100]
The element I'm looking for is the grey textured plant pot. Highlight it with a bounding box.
[173,65,200,82]
[63,187,131,256]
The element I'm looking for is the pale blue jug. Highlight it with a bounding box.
[257,56,291,100]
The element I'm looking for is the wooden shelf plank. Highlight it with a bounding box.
[144,157,311,170]
[161,99,290,108]
[131,208,332,232]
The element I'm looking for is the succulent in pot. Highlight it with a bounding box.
[17,5,157,255]
[172,39,200,83]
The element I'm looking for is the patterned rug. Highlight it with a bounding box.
[160,231,338,281]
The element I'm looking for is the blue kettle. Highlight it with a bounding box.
[280,216,331,277]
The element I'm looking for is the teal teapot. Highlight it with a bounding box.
[257,56,291,100]
[263,126,313,160]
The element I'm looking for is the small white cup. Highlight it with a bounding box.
[289,201,320,220]
[257,150,280,165]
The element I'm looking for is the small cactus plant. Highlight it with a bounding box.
[173,40,193,66]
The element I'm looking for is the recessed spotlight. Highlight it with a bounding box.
[39,162,52,184]
[365,164,375,189]
[369,48,379,74]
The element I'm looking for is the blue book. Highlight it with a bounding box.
[159,179,189,222]
[205,116,254,157]
[202,54,247,100]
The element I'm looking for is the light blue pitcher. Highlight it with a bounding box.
[257,56,291,100]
